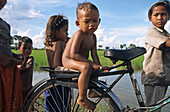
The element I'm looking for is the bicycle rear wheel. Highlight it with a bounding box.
[23,80,121,112]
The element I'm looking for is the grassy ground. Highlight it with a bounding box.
[12,49,48,70]
[12,49,144,71]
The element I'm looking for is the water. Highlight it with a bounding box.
[33,70,170,111]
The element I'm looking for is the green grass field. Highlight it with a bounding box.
[12,49,48,70]
[12,49,144,71]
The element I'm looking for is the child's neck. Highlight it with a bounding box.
[81,29,93,37]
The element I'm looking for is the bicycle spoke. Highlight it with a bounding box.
[46,98,57,112]
[24,81,120,112]
[53,85,67,110]
[48,88,61,112]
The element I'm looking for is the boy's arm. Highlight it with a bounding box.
[91,35,102,70]
[70,31,93,63]
[18,56,34,71]
[91,34,101,65]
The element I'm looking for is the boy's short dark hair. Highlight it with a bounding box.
[18,36,33,48]
[148,1,170,20]
[76,2,99,19]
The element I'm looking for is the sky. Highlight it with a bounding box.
[0,0,170,49]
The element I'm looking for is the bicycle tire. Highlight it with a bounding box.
[23,80,121,112]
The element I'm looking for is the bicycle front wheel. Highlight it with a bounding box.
[23,80,121,112]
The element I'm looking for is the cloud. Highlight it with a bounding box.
[95,25,149,49]
[27,0,78,7]
[0,0,44,27]
[95,27,121,49]
[32,30,45,49]
[11,28,31,37]
[11,28,45,49]
[127,37,145,47]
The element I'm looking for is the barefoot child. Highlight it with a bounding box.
[141,1,170,111]
[44,15,69,111]
[17,36,34,102]
[0,0,23,111]
[62,2,102,111]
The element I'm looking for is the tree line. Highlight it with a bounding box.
[12,35,137,50]
[98,43,136,50]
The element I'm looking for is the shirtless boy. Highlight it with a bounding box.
[62,2,102,111]
[17,36,34,102]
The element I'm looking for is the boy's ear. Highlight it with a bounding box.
[99,18,101,24]
[75,20,80,27]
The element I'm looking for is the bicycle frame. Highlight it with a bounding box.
[91,60,145,111]
[149,96,170,111]
[90,79,125,111]
[133,96,170,112]
[94,61,170,112]
[37,59,169,112]
[43,59,145,111]
[37,58,145,111]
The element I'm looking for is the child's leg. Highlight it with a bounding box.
[77,63,96,111]
[88,77,100,98]
[63,60,96,111]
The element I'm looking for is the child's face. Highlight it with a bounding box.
[76,9,100,34]
[149,5,169,29]
[18,42,32,57]
[56,24,68,42]
[0,0,7,10]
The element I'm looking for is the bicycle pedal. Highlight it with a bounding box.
[124,105,133,112]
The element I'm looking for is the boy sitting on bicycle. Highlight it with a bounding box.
[62,2,102,111]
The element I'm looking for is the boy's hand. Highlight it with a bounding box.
[92,64,102,70]
[27,57,34,65]
[16,54,24,65]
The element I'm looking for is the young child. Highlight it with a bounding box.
[17,36,34,102]
[62,2,102,111]
[44,15,69,111]
[141,1,170,110]
[0,0,23,111]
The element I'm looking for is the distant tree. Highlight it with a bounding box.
[13,35,22,40]
[123,44,127,49]
[98,45,102,50]
[12,35,22,49]
[120,44,123,49]
[105,46,109,49]
[129,44,136,48]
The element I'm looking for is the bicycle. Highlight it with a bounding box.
[23,47,170,112]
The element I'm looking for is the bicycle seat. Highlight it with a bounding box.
[104,47,146,61]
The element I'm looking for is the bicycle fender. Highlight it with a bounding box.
[90,79,125,111]
[23,78,50,106]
